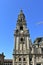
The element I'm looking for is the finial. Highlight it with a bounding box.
[20,10,23,12]
[20,10,23,14]
[18,10,25,21]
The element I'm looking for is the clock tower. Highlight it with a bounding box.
[13,10,32,65]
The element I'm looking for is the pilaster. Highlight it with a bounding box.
[27,55,30,65]
[33,55,36,65]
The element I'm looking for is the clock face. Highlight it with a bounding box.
[20,30,23,34]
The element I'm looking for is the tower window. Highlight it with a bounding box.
[30,58,32,61]
[20,26,23,30]
[23,58,26,61]
[21,18,22,21]
[19,58,21,61]
[21,38,23,41]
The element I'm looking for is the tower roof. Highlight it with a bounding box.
[18,10,25,20]
[20,10,23,14]
[17,10,26,25]
[19,10,25,15]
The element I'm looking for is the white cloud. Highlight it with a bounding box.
[36,21,43,25]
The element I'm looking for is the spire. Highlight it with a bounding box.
[18,10,25,20]
[20,10,23,14]
[17,10,26,25]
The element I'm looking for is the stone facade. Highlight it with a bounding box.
[13,10,43,65]
[0,53,12,65]
[0,10,43,65]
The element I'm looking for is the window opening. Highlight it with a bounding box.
[20,26,23,30]
[21,38,23,41]
[19,58,21,61]
[23,58,26,61]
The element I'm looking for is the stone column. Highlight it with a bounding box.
[33,55,36,65]
[39,46,41,54]
[22,55,23,65]
[32,46,36,65]
[13,55,15,65]
[27,37,30,50]
[27,55,30,65]
[16,37,19,50]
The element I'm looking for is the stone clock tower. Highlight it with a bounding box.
[13,10,32,65]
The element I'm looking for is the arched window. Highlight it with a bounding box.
[30,58,32,61]
[21,38,23,41]
[19,58,21,61]
[20,26,23,30]
[23,58,26,61]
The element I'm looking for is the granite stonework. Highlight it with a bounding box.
[0,10,43,65]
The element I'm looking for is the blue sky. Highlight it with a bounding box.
[0,0,43,59]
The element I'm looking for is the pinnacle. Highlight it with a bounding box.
[20,10,24,15]
[18,10,25,18]
[20,10,23,14]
